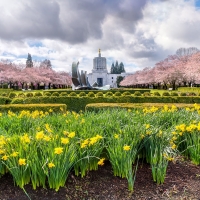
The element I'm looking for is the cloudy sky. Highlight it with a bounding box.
[0,0,200,73]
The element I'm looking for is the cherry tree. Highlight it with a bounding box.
[0,61,72,89]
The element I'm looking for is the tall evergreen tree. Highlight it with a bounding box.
[116,76,124,87]
[26,53,33,68]
[110,61,126,74]
[119,62,125,73]
[110,62,115,73]
[115,61,119,73]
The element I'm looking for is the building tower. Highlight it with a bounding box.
[92,49,107,73]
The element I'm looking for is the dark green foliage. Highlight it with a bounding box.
[26,93,34,97]
[0,97,12,104]
[1,93,8,97]
[153,92,161,96]
[105,92,113,97]
[95,92,104,97]
[122,91,131,96]
[110,61,125,74]
[143,92,151,97]
[51,92,60,97]
[171,92,179,96]
[43,92,51,97]
[116,76,124,87]
[34,92,43,97]
[134,91,142,96]
[60,92,68,96]
[8,92,17,98]
[79,92,86,97]
[180,92,187,96]
[114,92,121,97]
[9,95,200,112]
[162,92,170,96]
[87,92,95,97]
[69,92,77,97]
[26,53,33,68]
[0,104,66,113]
[188,92,196,96]
[18,92,25,98]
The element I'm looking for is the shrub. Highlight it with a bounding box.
[105,92,113,97]
[87,92,95,97]
[96,92,104,97]
[170,92,179,96]
[43,92,51,97]
[143,92,151,97]
[26,93,34,97]
[122,91,131,96]
[34,92,43,97]
[68,92,77,97]
[79,92,86,97]
[51,92,60,97]
[60,92,68,96]
[8,92,17,98]
[114,92,121,97]
[1,93,8,97]
[133,91,141,96]
[188,92,197,96]
[162,92,170,96]
[153,92,161,96]
[180,92,187,96]
[18,92,25,98]
[0,104,66,113]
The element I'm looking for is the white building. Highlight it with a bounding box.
[87,50,129,88]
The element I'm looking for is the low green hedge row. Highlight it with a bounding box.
[85,103,195,112]
[0,104,66,113]
[0,97,12,104]
[43,89,150,95]
[10,96,200,112]
[177,87,200,93]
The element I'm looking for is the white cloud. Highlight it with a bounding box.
[0,0,200,74]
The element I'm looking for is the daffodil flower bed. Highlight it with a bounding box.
[0,104,199,192]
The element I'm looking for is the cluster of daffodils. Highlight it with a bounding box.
[143,106,159,114]
[17,110,50,119]
[175,122,200,134]
[80,134,103,148]
[161,105,177,113]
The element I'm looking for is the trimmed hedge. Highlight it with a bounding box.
[85,103,196,112]
[10,96,200,112]
[0,97,12,104]
[0,104,66,113]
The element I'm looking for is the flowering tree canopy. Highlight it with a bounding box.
[120,47,200,89]
[0,61,72,89]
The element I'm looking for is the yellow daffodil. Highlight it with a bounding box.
[61,137,69,144]
[114,134,119,139]
[68,132,75,138]
[145,124,150,129]
[80,139,89,148]
[18,158,26,166]
[2,155,9,160]
[98,158,105,166]
[48,162,55,168]
[43,135,51,142]
[36,131,44,140]
[54,147,63,155]
[123,145,131,151]
[10,152,19,157]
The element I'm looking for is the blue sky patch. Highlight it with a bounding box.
[195,0,200,7]
[27,40,43,47]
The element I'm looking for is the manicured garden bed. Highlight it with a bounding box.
[0,104,199,199]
